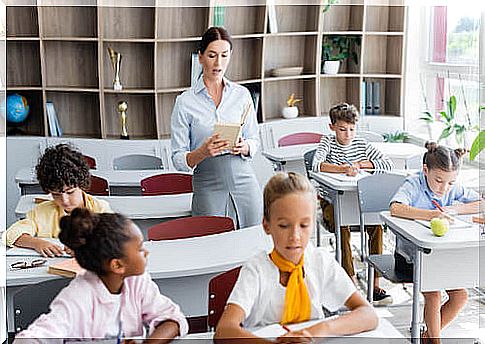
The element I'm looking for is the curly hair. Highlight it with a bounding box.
[59,208,132,276]
[329,103,359,124]
[35,144,91,193]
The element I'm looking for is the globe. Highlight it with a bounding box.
[4,93,30,124]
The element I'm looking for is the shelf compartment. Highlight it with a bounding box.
[156,41,198,89]
[45,91,101,138]
[321,34,362,75]
[243,82,263,123]
[365,6,405,32]
[226,38,262,82]
[103,7,155,39]
[103,42,154,90]
[6,90,44,137]
[322,5,364,32]
[220,6,266,35]
[362,35,402,75]
[263,79,316,121]
[157,7,208,39]
[156,92,181,139]
[319,77,360,116]
[104,93,157,139]
[271,5,319,33]
[40,7,97,38]
[7,6,39,38]
[362,77,401,116]
[7,41,42,87]
[44,41,98,88]
[264,35,317,77]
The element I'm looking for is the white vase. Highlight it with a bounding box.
[282,106,299,119]
[323,60,340,75]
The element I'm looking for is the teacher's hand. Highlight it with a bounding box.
[231,137,250,156]
[200,134,231,158]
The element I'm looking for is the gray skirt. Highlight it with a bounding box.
[192,154,263,229]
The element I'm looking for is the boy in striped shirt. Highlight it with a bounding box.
[312,103,393,305]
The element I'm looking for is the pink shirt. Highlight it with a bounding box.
[15,271,188,342]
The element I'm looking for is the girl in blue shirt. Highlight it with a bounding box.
[390,142,480,343]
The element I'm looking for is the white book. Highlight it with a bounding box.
[45,101,57,137]
[190,52,202,87]
[267,0,278,33]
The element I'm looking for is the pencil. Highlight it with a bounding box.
[281,324,291,332]
[239,102,252,126]
[431,199,445,213]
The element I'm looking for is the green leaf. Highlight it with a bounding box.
[438,127,454,142]
[439,111,450,122]
[470,131,485,160]
[448,95,456,119]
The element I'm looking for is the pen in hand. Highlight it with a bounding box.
[431,199,445,213]
[281,324,291,332]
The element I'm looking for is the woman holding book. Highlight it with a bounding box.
[171,27,262,228]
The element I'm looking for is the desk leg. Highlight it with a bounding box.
[411,250,422,343]
[334,192,342,264]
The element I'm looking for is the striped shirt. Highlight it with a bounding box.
[312,135,394,173]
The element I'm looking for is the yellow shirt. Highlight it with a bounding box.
[3,192,112,247]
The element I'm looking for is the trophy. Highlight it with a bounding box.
[107,47,123,91]
[117,101,129,140]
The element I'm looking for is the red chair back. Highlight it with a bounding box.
[141,173,192,196]
[88,175,109,196]
[147,216,234,241]
[83,155,96,169]
[278,132,322,147]
[208,267,242,330]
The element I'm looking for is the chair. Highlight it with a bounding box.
[278,132,322,147]
[303,148,316,179]
[88,175,109,196]
[113,154,163,170]
[359,131,384,143]
[208,267,241,331]
[13,278,71,333]
[147,216,234,241]
[82,154,97,169]
[356,172,409,302]
[141,173,192,196]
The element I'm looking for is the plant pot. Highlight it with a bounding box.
[323,60,340,74]
[282,106,299,119]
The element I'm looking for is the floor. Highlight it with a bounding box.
[314,224,484,343]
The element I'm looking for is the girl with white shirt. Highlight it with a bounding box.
[15,208,188,343]
[215,172,377,342]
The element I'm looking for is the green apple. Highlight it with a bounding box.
[430,217,449,237]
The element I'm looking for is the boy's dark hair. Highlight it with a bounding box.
[423,141,466,172]
[199,26,233,54]
[36,144,91,193]
[59,208,132,276]
[329,103,359,124]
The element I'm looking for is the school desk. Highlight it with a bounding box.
[262,142,427,172]
[380,211,482,343]
[14,194,192,239]
[6,225,273,334]
[186,317,404,341]
[15,168,192,196]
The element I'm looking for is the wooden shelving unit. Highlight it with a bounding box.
[6,0,406,139]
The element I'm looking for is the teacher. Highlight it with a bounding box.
[171,27,262,229]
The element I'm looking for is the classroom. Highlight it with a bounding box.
[0,1,484,343]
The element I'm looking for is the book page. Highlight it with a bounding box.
[7,238,69,257]
[213,123,242,146]
[318,171,370,183]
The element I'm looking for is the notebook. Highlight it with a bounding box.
[7,238,69,257]
[213,122,242,147]
[48,258,85,278]
[415,217,472,230]
[318,171,370,183]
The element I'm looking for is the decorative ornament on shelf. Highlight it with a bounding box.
[117,101,129,140]
[282,93,301,119]
[107,47,123,91]
[322,35,361,75]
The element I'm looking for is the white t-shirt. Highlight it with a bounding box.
[227,244,356,328]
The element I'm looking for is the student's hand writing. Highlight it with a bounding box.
[200,134,230,158]
[276,329,314,344]
[431,209,455,223]
[33,239,64,257]
[231,137,249,156]
[342,164,359,177]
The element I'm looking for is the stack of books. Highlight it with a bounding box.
[361,81,381,115]
[46,101,63,137]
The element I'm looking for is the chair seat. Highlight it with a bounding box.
[366,254,413,284]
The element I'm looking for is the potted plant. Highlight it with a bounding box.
[322,35,361,75]
[282,93,301,119]
[383,131,409,143]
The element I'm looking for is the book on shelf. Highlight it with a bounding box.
[191,52,202,87]
[48,258,85,278]
[213,5,225,27]
[360,80,366,116]
[267,0,278,33]
[372,81,381,115]
[46,101,62,137]
[365,81,373,115]
[362,81,382,115]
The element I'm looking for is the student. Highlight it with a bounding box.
[312,102,394,304]
[3,144,111,257]
[15,208,188,343]
[215,172,377,341]
[390,142,480,343]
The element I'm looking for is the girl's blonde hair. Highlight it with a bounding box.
[263,172,317,220]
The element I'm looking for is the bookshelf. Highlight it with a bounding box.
[5,0,407,139]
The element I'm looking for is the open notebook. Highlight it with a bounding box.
[7,238,69,257]
[318,171,370,183]
[415,217,472,230]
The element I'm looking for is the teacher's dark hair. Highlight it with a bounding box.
[199,27,233,54]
